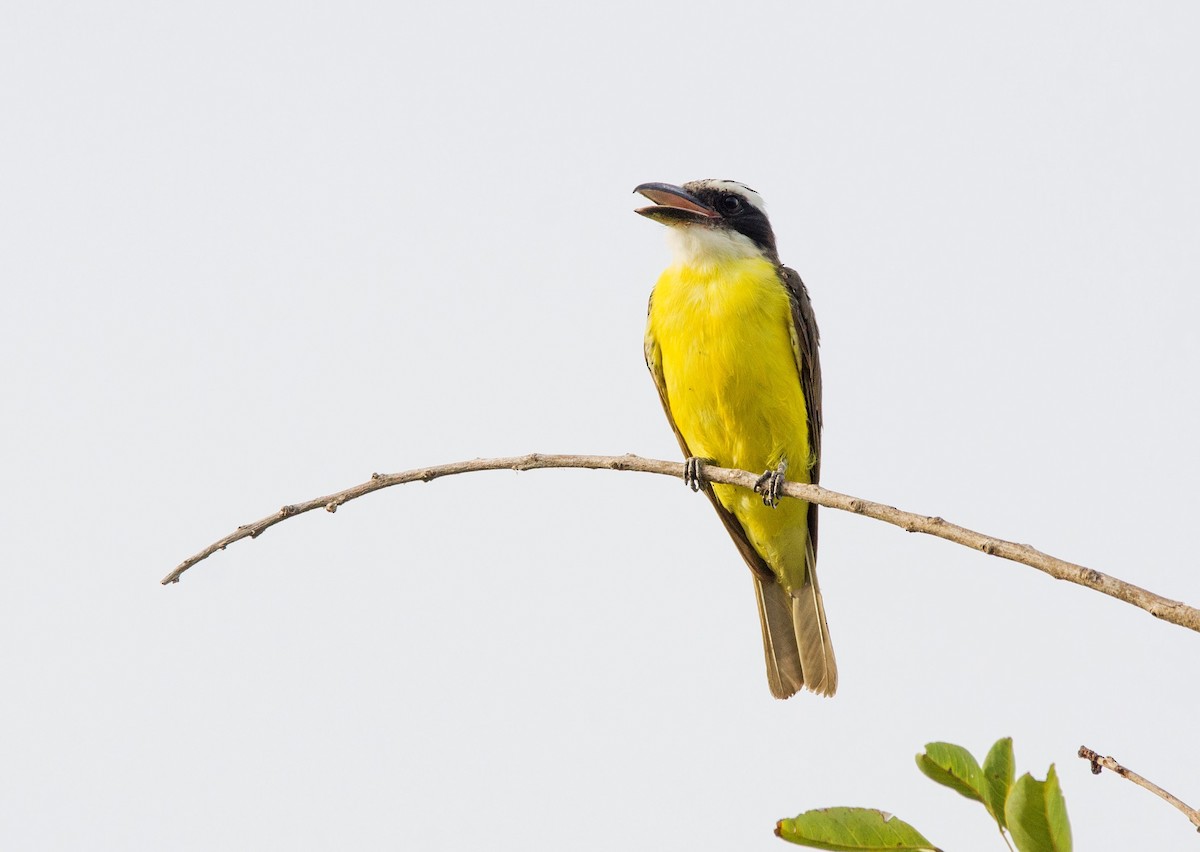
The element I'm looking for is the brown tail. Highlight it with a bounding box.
[753,539,837,698]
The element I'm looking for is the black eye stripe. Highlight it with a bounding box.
[684,183,779,261]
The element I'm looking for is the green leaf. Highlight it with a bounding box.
[982,737,1016,829]
[915,742,987,804]
[1005,765,1072,852]
[775,807,941,851]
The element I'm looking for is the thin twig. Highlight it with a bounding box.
[160,453,1200,635]
[1078,746,1200,833]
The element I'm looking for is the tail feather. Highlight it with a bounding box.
[753,537,837,698]
[753,575,805,699]
[792,538,837,696]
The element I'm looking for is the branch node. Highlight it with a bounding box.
[280,505,297,517]
[325,502,338,513]
[980,540,997,555]
[517,453,541,469]
[371,472,382,480]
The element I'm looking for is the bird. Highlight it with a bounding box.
[635,179,836,699]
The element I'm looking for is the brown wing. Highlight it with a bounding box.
[644,295,775,584]
[779,265,823,555]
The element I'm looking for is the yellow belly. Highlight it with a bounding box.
[647,257,812,590]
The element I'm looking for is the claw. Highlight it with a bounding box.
[683,457,711,492]
[754,459,789,507]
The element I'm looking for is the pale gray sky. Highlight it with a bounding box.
[3,1,1199,849]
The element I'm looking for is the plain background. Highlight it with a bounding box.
[4,1,1199,849]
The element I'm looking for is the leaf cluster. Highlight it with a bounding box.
[775,738,1070,852]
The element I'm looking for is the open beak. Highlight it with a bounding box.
[633,182,718,224]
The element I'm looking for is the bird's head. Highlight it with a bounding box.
[634,179,779,267]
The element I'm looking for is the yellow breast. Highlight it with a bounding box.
[647,256,812,587]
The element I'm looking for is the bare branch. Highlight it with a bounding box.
[1078,745,1200,833]
[160,453,1200,636]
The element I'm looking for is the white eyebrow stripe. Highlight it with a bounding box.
[684,179,768,215]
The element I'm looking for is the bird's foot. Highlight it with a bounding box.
[683,457,714,492]
[754,459,788,507]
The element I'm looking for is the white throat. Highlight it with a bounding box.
[666,225,764,268]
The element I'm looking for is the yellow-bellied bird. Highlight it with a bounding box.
[636,180,835,699]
